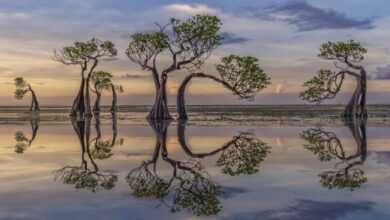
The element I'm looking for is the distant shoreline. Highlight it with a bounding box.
[0,104,388,117]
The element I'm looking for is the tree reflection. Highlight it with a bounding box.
[126,120,270,216]
[301,117,367,190]
[126,120,222,216]
[54,117,118,192]
[178,121,270,176]
[14,118,40,154]
[91,114,123,160]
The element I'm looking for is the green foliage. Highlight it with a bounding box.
[301,40,367,105]
[14,77,29,100]
[300,128,342,162]
[125,32,169,67]
[172,173,222,216]
[300,69,344,103]
[320,169,367,191]
[15,142,28,154]
[15,131,28,142]
[56,38,117,65]
[56,167,118,192]
[171,15,222,67]
[126,164,170,198]
[126,15,223,71]
[91,140,114,160]
[216,133,270,176]
[319,40,367,62]
[14,77,27,88]
[14,131,29,154]
[127,158,222,216]
[91,71,113,92]
[216,55,271,99]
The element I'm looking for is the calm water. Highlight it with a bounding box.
[0,115,390,220]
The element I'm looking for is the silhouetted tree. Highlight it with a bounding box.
[177,55,270,119]
[126,15,268,120]
[14,77,40,112]
[90,71,123,114]
[90,71,112,114]
[54,38,117,119]
[55,118,117,192]
[301,117,367,190]
[14,118,40,154]
[300,40,368,118]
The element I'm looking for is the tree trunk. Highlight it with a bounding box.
[111,113,118,147]
[84,76,93,117]
[359,69,367,118]
[147,75,172,120]
[148,120,170,159]
[177,73,236,120]
[347,117,367,161]
[30,88,40,111]
[93,92,101,114]
[177,120,237,158]
[177,75,194,120]
[29,118,40,145]
[343,69,367,119]
[71,78,86,120]
[110,84,118,113]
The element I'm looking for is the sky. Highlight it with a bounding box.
[0,0,390,106]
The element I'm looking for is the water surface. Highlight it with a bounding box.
[1,115,390,220]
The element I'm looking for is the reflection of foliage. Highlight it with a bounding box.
[55,167,117,192]
[301,128,343,162]
[14,119,40,154]
[216,133,270,176]
[126,162,170,199]
[15,131,29,153]
[127,120,223,216]
[91,140,114,160]
[55,118,118,192]
[15,142,28,154]
[301,119,367,191]
[15,131,29,142]
[320,168,367,191]
[91,116,123,160]
[171,165,222,216]
[126,157,222,216]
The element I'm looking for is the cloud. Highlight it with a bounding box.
[369,65,390,80]
[245,0,374,32]
[163,4,218,15]
[220,32,250,44]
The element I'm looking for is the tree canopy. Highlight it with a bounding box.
[14,77,29,100]
[319,40,367,67]
[300,40,368,118]
[55,38,117,65]
[91,71,113,92]
[216,55,270,100]
[126,15,222,75]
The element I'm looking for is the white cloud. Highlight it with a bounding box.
[0,12,31,20]
[163,4,218,15]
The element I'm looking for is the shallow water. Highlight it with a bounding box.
[0,115,390,220]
